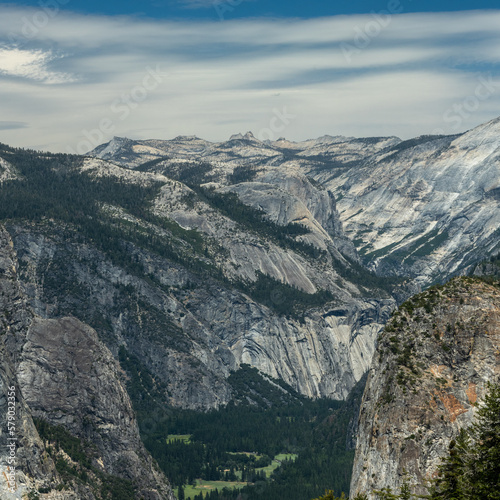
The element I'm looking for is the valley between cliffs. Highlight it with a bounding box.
[2,115,500,499]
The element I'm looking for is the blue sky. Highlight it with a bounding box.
[1,1,500,152]
[10,0,500,20]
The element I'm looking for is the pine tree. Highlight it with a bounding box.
[429,382,500,500]
[468,382,500,499]
[178,485,185,500]
[398,475,413,500]
[373,487,399,500]
[428,429,470,499]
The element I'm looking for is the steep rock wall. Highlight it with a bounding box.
[0,226,175,499]
[350,277,500,498]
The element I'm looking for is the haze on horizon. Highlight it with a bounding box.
[1,0,500,153]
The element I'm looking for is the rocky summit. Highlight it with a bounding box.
[1,141,398,411]
[94,115,500,288]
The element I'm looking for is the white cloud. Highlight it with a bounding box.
[0,47,75,84]
[0,6,499,152]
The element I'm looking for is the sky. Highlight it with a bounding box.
[1,1,500,153]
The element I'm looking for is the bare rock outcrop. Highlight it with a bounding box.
[350,277,500,498]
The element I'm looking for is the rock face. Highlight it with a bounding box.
[0,226,175,499]
[10,222,393,406]
[3,117,500,497]
[0,142,397,408]
[92,116,500,289]
[350,277,500,498]
[21,115,495,411]
[3,116,500,422]
[0,226,58,500]
[0,157,17,183]
[322,118,500,285]
[0,327,63,500]
[18,316,174,500]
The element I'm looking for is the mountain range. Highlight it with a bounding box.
[1,115,500,498]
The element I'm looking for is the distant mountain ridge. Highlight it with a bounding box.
[91,116,500,287]
[0,139,395,411]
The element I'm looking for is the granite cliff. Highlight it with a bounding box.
[350,276,500,498]
[94,116,500,289]
[2,115,500,497]
[0,226,175,499]
[318,118,500,286]
[0,142,397,411]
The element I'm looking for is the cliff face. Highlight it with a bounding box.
[0,143,397,409]
[3,116,500,431]
[10,222,393,407]
[350,277,500,498]
[0,321,62,499]
[0,226,175,499]
[323,118,500,285]
[93,117,500,289]
[0,226,58,500]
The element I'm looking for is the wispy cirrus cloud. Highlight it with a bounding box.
[0,5,499,152]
